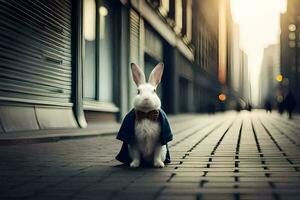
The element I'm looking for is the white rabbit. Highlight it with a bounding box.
[129,62,167,168]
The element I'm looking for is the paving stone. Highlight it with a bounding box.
[157,194,196,200]
[0,112,299,200]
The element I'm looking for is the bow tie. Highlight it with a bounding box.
[135,110,159,121]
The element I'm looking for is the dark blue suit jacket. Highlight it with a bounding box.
[116,109,173,165]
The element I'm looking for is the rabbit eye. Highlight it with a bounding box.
[153,89,156,93]
[137,89,140,94]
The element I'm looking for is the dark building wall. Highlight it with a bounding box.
[143,0,229,113]
[162,43,177,114]
[130,0,195,114]
[193,66,223,112]
[0,0,233,135]
[191,0,225,112]
[192,0,219,79]
[280,0,300,112]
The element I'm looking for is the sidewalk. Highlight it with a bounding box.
[0,111,299,200]
[0,113,198,145]
[0,122,120,145]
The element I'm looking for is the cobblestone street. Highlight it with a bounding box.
[0,111,300,200]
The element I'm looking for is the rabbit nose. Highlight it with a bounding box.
[144,97,150,101]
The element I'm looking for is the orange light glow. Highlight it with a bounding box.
[219,94,227,102]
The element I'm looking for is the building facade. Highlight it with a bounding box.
[240,50,250,104]
[192,0,223,112]
[218,0,242,110]
[260,44,280,106]
[280,0,300,112]
[0,0,228,134]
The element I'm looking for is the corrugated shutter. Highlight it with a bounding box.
[144,27,163,61]
[0,0,73,106]
[129,9,140,65]
[129,9,140,107]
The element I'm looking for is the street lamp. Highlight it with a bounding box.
[288,24,296,32]
[288,24,296,48]
[288,23,298,94]
[276,74,283,82]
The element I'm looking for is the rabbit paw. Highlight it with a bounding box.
[154,160,165,168]
[130,160,140,168]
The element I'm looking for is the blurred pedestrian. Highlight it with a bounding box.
[264,100,272,113]
[207,103,216,114]
[219,102,225,112]
[283,91,297,119]
[277,101,284,115]
[247,103,252,112]
[235,102,242,112]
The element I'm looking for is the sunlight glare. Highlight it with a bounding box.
[230,0,287,105]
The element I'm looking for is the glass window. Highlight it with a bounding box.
[83,0,114,103]
[159,0,170,16]
[83,0,97,99]
[186,0,192,42]
[174,0,182,34]
[98,5,113,102]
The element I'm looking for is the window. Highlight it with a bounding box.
[98,5,113,102]
[182,0,192,42]
[83,0,97,99]
[83,0,114,104]
[159,0,170,16]
[174,0,182,34]
[186,0,192,42]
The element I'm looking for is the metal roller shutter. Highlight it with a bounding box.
[129,9,140,107]
[129,9,140,64]
[0,0,73,106]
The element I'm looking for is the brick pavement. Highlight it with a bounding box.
[0,111,299,200]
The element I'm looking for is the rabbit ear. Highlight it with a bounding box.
[149,63,164,87]
[131,63,145,86]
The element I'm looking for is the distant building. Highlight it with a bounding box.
[230,23,241,93]
[218,0,239,109]
[229,23,250,104]
[192,0,223,112]
[259,44,280,106]
[221,12,249,108]
[240,50,250,103]
[218,0,230,85]
[280,0,300,111]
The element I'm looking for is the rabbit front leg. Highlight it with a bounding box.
[128,144,140,168]
[153,145,165,168]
